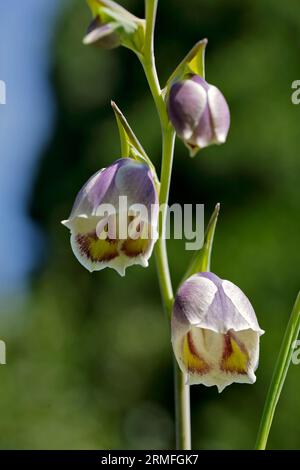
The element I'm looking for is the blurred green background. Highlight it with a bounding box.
[0,0,300,449]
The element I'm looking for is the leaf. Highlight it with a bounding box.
[111,101,159,187]
[182,203,220,282]
[87,0,137,20]
[255,291,300,449]
[165,39,208,90]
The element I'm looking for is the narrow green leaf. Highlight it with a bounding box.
[111,100,131,157]
[111,100,149,159]
[255,292,300,450]
[182,203,220,282]
[165,39,208,90]
[111,101,159,186]
[87,0,139,22]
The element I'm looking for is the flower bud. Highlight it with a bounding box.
[62,158,158,276]
[167,75,230,156]
[172,272,264,392]
[83,0,145,53]
[84,16,120,49]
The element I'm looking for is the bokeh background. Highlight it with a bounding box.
[0,0,299,449]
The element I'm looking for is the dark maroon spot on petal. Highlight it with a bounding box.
[76,232,119,262]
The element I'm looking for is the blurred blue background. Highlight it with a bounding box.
[0,0,299,449]
[0,0,59,295]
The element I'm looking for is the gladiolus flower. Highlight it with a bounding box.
[172,272,264,392]
[62,158,158,276]
[167,75,230,156]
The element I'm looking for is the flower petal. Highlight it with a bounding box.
[222,280,264,335]
[115,160,158,216]
[71,230,119,272]
[67,160,124,221]
[172,271,264,391]
[168,79,207,140]
[182,330,211,375]
[173,274,218,328]
[192,104,214,149]
[207,85,230,144]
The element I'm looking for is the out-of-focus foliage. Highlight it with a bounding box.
[0,0,300,449]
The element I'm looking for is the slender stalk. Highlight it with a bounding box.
[140,0,191,450]
[174,362,191,450]
[155,129,175,316]
[255,292,300,450]
[142,0,168,129]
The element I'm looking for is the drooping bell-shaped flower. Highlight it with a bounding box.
[172,272,264,392]
[167,75,230,156]
[62,158,158,276]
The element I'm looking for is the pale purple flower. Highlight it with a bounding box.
[62,158,158,276]
[167,75,230,156]
[172,272,264,392]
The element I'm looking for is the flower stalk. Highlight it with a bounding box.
[141,0,191,450]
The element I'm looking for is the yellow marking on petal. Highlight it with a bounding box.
[221,333,249,374]
[182,332,209,375]
[122,237,150,257]
[76,233,119,262]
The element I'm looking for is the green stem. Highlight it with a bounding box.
[142,0,168,129]
[155,129,175,316]
[255,292,300,450]
[174,362,191,450]
[140,0,191,450]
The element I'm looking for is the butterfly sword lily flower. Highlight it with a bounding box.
[62,158,159,276]
[172,272,264,392]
